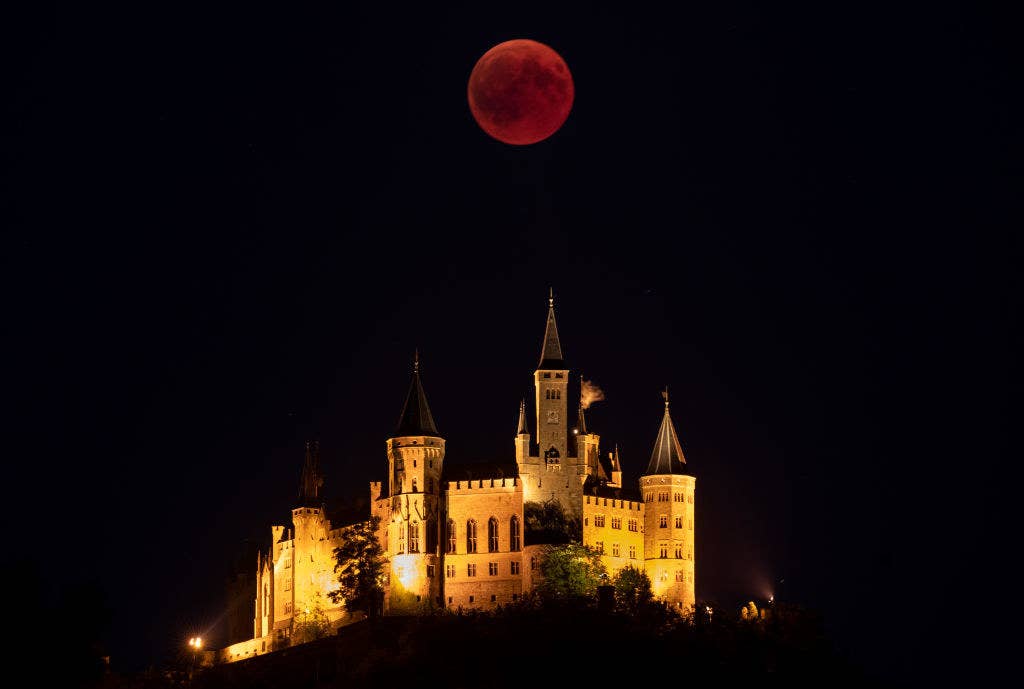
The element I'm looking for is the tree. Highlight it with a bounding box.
[611,565,653,614]
[330,515,386,619]
[291,595,332,644]
[537,542,607,600]
[523,499,581,544]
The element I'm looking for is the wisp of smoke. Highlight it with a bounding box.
[581,379,605,409]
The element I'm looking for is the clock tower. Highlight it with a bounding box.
[534,289,569,464]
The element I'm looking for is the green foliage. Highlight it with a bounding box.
[291,596,331,644]
[523,499,581,545]
[537,542,607,600]
[611,564,653,613]
[330,515,386,618]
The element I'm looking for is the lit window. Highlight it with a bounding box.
[446,564,456,578]
[467,563,476,577]
[467,520,477,553]
[629,545,636,559]
[510,516,521,551]
[447,519,456,553]
[511,561,520,575]
[611,517,621,530]
[398,524,406,553]
[488,562,498,575]
[595,541,604,554]
[594,515,605,527]
[628,519,638,532]
[408,521,419,553]
[675,516,682,529]
[659,516,668,528]
[612,543,620,557]
[488,517,499,552]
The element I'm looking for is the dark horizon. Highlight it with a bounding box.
[4,1,1012,685]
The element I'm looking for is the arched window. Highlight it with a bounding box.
[488,517,499,552]
[446,519,456,553]
[409,521,419,553]
[412,478,418,493]
[466,519,477,553]
[398,521,406,554]
[510,515,521,552]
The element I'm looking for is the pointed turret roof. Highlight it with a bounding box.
[577,403,588,434]
[395,350,440,437]
[517,399,529,435]
[645,388,689,475]
[299,440,324,506]
[537,288,566,369]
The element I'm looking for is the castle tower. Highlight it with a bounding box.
[575,391,603,483]
[290,441,332,616]
[517,290,586,515]
[640,390,696,612]
[535,289,569,461]
[514,399,530,462]
[382,351,445,613]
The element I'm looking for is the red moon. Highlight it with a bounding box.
[467,39,574,145]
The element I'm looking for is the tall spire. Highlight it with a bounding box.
[538,288,565,369]
[644,388,688,475]
[577,402,588,435]
[396,351,440,437]
[611,443,621,472]
[299,440,324,505]
[517,399,529,435]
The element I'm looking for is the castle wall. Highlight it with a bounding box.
[581,494,645,577]
[442,476,525,610]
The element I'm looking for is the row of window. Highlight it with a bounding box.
[657,545,693,559]
[445,561,522,578]
[644,491,694,503]
[657,515,694,529]
[447,593,521,605]
[393,477,436,494]
[593,543,638,559]
[540,372,564,379]
[586,516,638,531]
[394,456,435,471]
[543,389,562,399]
[447,517,522,553]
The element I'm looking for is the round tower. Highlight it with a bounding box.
[640,389,696,613]
[382,351,445,613]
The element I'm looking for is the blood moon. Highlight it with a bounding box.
[467,39,574,145]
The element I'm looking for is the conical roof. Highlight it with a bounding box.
[517,399,529,435]
[395,352,440,437]
[538,290,565,369]
[644,390,688,475]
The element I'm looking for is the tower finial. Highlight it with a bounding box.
[548,287,554,308]
[414,348,419,373]
[663,386,669,409]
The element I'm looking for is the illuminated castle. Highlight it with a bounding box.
[220,294,696,662]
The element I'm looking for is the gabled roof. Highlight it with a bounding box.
[395,352,440,438]
[644,392,689,476]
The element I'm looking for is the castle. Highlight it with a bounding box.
[219,294,696,662]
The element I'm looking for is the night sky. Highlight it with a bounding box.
[4,1,1014,684]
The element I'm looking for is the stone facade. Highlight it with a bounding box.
[221,296,698,661]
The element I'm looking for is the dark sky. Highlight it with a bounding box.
[3,1,1014,684]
